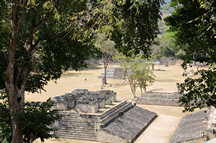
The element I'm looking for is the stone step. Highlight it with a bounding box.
[61,121,91,124]
[58,126,95,129]
[56,130,95,132]
[62,116,80,119]
[56,135,97,141]
[100,103,132,121]
[100,102,133,126]
[60,124,94,127]
[59,124,95,128]
[60,124,93,128]
[103,102,132,118]
[56,134,97,139]
[56,131,96,136]
[60,124,93,127]
[57,127,96,130]
[100,100,128,118]
[56,132,97,137]
[56,132,96,136]
[58,128,95,132]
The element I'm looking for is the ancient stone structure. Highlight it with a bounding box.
[170,110,210,143]
[208,107,216,131]
[52,89,157,143]
[135,92,181,106]
[100,68,126,79]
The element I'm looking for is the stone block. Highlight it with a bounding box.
[76,104,99,113]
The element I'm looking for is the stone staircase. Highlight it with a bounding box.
[98,101,134,127]
[55,112,98,141]
[55,100,133,141]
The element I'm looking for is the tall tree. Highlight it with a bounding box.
[94,33,116,85]
[165,0,216,111]
[116,55,155,97]
[0,1,92,143]
[76,0,162,83]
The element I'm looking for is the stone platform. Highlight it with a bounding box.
[52,89,157,143]
[135,92,181,106]
[99,68,125,79]
[170,110,208,143]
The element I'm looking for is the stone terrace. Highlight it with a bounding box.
[52,89,157,143]
[136,92,181,106]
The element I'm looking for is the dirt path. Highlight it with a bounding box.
[135,105,187,143]
[135,115,180,143]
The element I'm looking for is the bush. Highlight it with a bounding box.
[0,95,60,143]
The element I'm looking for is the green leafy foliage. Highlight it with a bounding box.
[94,33,116,56]
[165,0,216,64]
[0,97,60,143]
[128,58,155,97]
[74,0,163,57]
[166,0,216,111]
[0,102,11,143]
[0,0,94,92]
[94,33,117,85]
[151,31,183,59]
[116,55,155,97]
[112,0,163,57]
[178,66,216,112]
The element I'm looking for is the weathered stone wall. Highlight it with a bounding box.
[54,111,98,141]
[51,89,116,113]
[100,68,126,79]
[136,92,181,106]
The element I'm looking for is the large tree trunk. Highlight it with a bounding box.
[6,42,25,143]
[103,62,108,85]
[103,55,109,85]
[8,89,24,143]
[6,61,25,143]
[5,1,25,143]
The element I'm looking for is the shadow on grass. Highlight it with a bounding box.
[61,72,82,78]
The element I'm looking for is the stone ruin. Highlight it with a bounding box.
[52,89,116,113]
[170,110,208,143]
[135,92,216,143]
[170,107,216,143]
[100,68,126,79]
[135,92,181,106]
[51,89,157,143]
